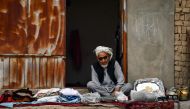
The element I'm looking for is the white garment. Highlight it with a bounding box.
[94,46,113,59]
[115,91,128,102]
[34,88,61,98]
[37,96,59,102]
[59,88,81,96]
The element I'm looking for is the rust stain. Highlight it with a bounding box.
[0,0,66,89]
[57,57,65,87]
[53,58,58,87]
[27,0,65,55]
[17,58,24,88]
[10,58,18,89]
[27,57,33,88]
[0,0,27,54]
[0,0,65,55]
[47,57,55,88]
[1,56,65,89]
[39,57,47,88]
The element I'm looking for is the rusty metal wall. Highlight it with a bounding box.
[0,0,66,89]
[0,56,65,89]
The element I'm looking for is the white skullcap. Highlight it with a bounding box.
[94,46,113,59]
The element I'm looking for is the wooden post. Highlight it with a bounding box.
[120,0,128,82]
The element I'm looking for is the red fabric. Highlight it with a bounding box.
[14,102,83,107]
[129,100,174,109]
[0,94,15,103]
[0,100,174,108]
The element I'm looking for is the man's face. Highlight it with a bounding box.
[97,52,110,66]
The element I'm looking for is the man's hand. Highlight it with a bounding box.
[112,87,121,96]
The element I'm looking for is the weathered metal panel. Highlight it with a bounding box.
[10,58,18,88]
[47,57,55,88]
[0,0,65,55]
[53,58,59,87]
[54,57,65,87]
[3,58,10,88]
[27,0,66,55]
[0,59,3,88]
[17,58,25,88]
[39,57,47,88]
[0,56,65,89]
[57,57,65,87]
[0,0,66,89]
[33,57,40,88]
[0,0,27,54]
[26,57,33,88]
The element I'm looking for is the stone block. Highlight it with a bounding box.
[175,54,182,60]
[187,27,190,32]
[176,8,182,12]
[175,1,180,8]
[175,26,178,33]
[182,0,186,7]
[181,53,187,61]
[182,27,187,33]
[178,26,182,33]
[175,13,180,20]
[186,1,190,7]
[175,46,178,51]
[182,67,188,72]
[180,14,185,20]
[175,21,183,25]
[175,34,180,40]
[175,66,182,71]
[185,13,190,20]
[181,33,187,40]
[182,41,188,45]
[187,48,190,53]
[175,41,182,45]
[186,62,190,66]
[182,46,187,53]
[174,71,180,77]
[179,78,183,84]
[183,8,190,12]
[184,21,190,26]
[179,61,186,66]
[175,60,179,65]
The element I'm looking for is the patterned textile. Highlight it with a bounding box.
[129,100,174,109]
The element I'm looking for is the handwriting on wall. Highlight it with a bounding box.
[133,12,163,45]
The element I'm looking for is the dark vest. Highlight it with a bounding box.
[92,59,117,84]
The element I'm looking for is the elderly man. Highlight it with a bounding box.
[87,46,133,99]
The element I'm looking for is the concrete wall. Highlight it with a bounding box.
[127,0,174,89]
[66,0,119,86]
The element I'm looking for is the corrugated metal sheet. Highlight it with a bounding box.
[0,0,66,89]
[0,56,65,89]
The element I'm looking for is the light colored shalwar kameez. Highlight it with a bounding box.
[87,61,133,96]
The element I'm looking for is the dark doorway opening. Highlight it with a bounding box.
[65,0,120,87]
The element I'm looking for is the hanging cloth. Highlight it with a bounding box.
[69,30,82,70]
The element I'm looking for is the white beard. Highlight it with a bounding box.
[101,64,108,68]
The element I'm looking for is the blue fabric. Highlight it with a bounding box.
[0,102,31,108]
[58,95,81,103]
[0,91,81,108]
